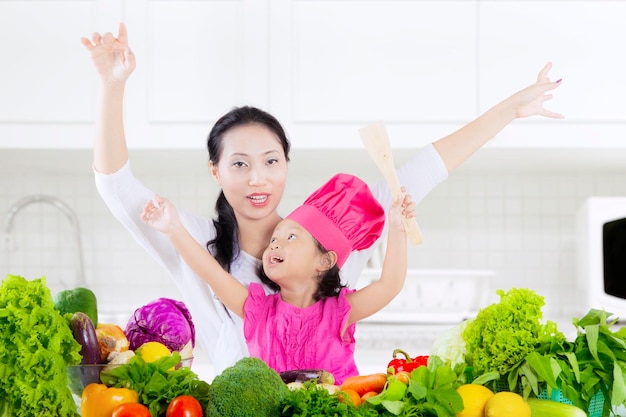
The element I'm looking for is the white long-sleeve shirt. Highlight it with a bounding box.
[94,143,448,374]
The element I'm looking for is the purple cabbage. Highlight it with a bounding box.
[125,298,195,352]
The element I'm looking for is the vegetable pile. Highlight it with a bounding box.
[0,274,82,417]
[15,273,623,417]
[432,287,626,417]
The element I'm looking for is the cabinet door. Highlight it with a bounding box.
[113,0,269,148]
[0,0,267,149]
[0,1,107,147]
[269,0,477,149]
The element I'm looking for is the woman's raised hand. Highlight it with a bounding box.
[510,61,564,119]
[80,22,136,83]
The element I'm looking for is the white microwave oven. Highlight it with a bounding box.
[577,197,626,320]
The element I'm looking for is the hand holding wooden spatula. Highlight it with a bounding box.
[359,122,423,245]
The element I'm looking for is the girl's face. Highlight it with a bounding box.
[262,219,326,284]
[210,123,288,223]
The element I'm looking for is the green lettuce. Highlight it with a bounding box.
[463,288,565,377]
[0,274,82,417]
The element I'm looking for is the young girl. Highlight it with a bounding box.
[141,173,415,383]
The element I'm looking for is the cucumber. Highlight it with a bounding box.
[70,312,102,365]
[279,369,335,385]
[527,397,587,417]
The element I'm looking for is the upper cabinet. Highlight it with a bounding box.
[478,1,626,149]
[1,0,625,150]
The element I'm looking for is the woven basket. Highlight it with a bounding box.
[493,377,604,417]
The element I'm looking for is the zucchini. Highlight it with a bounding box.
[527,398,587,417]
[70,311,102,365]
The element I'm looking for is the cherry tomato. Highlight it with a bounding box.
[166,395,203,417]
[112,402,151,417]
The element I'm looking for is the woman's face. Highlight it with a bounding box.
[210,123,288,223]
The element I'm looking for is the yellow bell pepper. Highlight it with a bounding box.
[81,383,139,417]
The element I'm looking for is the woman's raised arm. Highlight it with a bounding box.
[81,22,136,174]
[433,62,563,172]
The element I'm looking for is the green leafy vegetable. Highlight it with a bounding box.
[364,356,464,417]
[0,274,82,417]
[100,351,210,417]
[554,309,626,415]
[280,380,376,417]
[463,288,565,378]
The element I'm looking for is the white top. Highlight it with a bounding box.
[94,143,448,374]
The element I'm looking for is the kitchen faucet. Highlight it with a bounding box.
[4,194,86,288]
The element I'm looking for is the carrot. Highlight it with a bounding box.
[340,373,387,396]
[339,389,362,407]
[360,391,379,402]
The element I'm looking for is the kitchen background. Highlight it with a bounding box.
[1,1,626,380]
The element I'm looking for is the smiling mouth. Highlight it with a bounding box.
[248,195,268,204]
[269,255,284,264]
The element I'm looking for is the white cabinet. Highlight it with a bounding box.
[121,0,269,148]
[1,1,625,152]
[478,1,626,148]
[269,0,477,149]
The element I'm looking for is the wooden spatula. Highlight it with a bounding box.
[359,121,423,245]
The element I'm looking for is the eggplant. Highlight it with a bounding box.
[70,312,102,365]
[279,369,335,385]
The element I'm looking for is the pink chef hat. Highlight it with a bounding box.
[286,173,385,268]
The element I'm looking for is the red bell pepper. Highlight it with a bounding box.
[387,349,429,374]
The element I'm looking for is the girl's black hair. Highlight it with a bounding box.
[258,240,344,301]
[206,106,291,271]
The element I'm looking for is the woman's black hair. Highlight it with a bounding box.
[258,240,344,301]
[206,106,291,271]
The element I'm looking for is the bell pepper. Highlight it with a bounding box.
[387,349,428,374]
[81,383,139,417]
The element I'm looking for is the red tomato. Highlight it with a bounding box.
[166,395,203,417]
[112,402,151,417]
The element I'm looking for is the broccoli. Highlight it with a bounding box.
[206,357,289,417]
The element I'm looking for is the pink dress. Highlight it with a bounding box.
[243,283,358,384]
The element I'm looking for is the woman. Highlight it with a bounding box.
[81,23,563,373]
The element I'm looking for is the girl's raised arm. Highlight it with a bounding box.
[346,192,413,324]
[81,22,135,174]
[141,195,249,317]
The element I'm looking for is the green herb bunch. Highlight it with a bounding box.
[281,380,377,417]
[512,309,626,417]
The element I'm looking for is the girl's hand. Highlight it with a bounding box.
[511,61,564,119]
[389,187,416,233]
[80,22,136,83]
[141,194,181,234]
